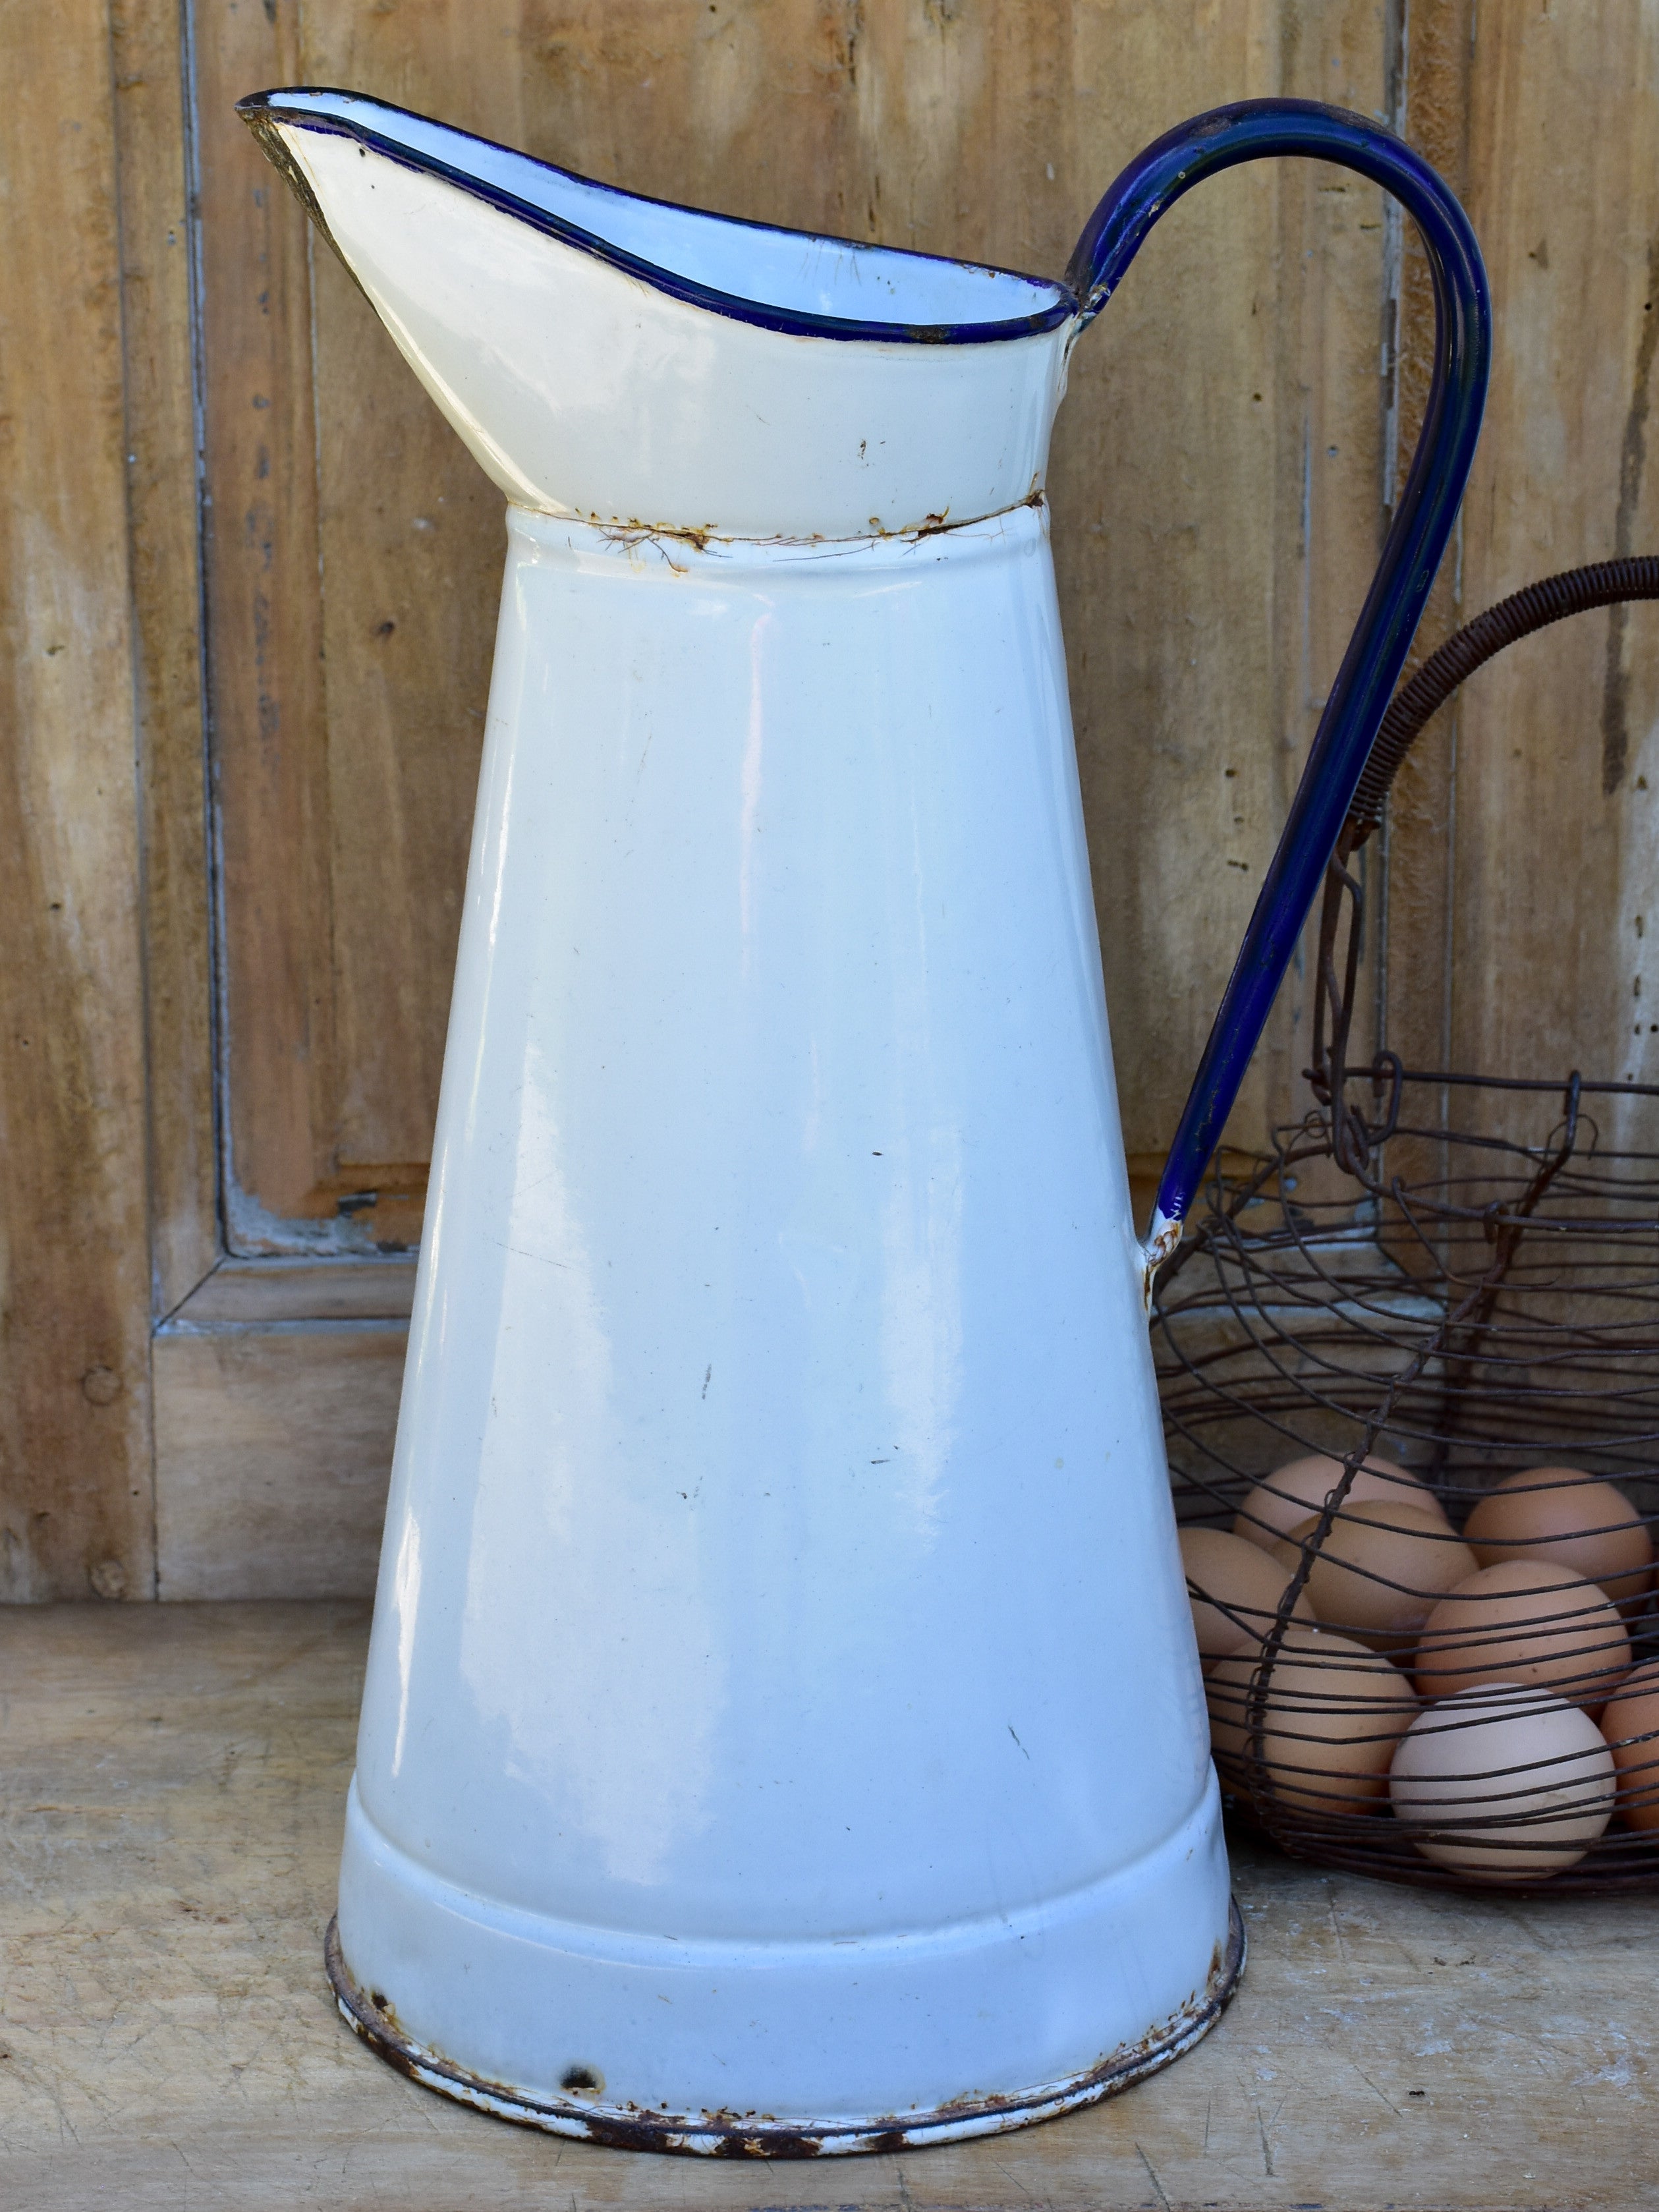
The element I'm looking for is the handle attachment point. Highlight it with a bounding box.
[1139,1206,1184,1309]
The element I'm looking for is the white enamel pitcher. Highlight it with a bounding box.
[242,89,1488,2153]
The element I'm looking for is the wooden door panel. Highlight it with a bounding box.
[193,0,1393,1255]
[154,1324,406,1599]
[1449,1,1659,1109]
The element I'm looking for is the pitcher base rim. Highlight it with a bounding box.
[323,1898,1245,2157]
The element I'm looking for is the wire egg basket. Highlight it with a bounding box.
[1158,559,1659,1891]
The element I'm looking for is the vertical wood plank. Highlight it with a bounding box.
[112,0,218,1312]
[1378,0,1475,1098]
[0,0,155,1598]
[1059,2,1282,1168]
[298,5,526,1214]
[1444,3,1659,1120]
[194,0,338,1241]
[1256,0,1397,1168]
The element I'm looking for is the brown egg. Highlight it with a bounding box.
[1179,1527,1317,1664]
[1233,1452,1448,1552]
[1414,1560,1630,1713]
[1598,1658,1659,1829]
[1206,1629,1417,1813]
[1463,1467,1653,1606]
[1389,1684,1616,1879]
[1268,1502,1476,1651]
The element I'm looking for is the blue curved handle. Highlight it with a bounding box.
[1067,100,1490,1273]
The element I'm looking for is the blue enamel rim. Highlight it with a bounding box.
[236,88,1077,347]
[1064,101,1491,1243]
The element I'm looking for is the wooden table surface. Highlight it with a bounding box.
[1,1602,1654,2211]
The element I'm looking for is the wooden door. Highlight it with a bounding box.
[9,0,1659,1599]
[163,0,1397,1598]
[188,0,1393,1261]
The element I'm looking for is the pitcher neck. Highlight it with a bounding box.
[501,496,1054,573]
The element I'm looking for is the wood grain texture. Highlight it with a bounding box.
[1437,2,1659,1129]
[113,0,218,1315]
[302,11,516,1192]
[2,1599,1654,2207]
[152,1326,404,1597]
[0,0,155,1600]
[198,0,1398,1247]
[1055,1,1392,1163]
[194,0,341,1243]
[173,1257,417,1323]
[1374,0,1474,1102]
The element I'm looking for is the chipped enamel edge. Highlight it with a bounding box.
[324,1900,1245,2159]
[1140,1205,1185,1310]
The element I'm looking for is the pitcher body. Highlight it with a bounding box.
[343,498,1225,2135]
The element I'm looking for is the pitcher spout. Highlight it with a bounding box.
[239,89,1077,540]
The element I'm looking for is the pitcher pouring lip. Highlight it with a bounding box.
[237,87,1079,542]
[237,88,1079,347]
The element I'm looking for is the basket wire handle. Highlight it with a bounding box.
[1312,558,1659,1127]
[1349,555,1659,836]
[1068,99,1491,1294]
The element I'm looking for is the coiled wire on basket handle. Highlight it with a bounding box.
[1312,557,1659,1164]
[1351,555,1659,836]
